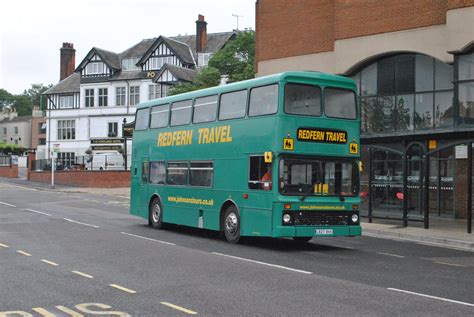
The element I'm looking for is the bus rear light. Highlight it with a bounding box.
[352,204,359,210]
[242,193,249,199]
[284,204,291,209]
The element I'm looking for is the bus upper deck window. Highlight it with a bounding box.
[324,88,357,119]
[150,104,170,128]
[170,100,192,126]
[193,95,218,123]
[135,108,150,130]
[249,84,278,117]
[219,90,247,120]
[284,84,321,116]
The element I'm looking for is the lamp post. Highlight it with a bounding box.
[123,118,127,171]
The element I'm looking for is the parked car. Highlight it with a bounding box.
[85,154,124,171]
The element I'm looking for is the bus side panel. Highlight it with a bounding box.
[240,207,273,237]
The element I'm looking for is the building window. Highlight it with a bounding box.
[59,95,74,109]
[58,152,75,169]
[354,53,453,134]
[197,53,213,67]
[116,87,126,106]
[85,62,105,75]
[161,85,170,98]
[57,120,75,140]
[121,58,140,71]
[149,56,175,70]
[38,138,46,145]
[149,85,161,100]
[39,123,46,134]
[85,89,94,107]
[130,86,140,106]
[98,88,108,107]
[2,127,6,134]
[458,52,474,126]
[14,127,18,134]
[108,122,118,137]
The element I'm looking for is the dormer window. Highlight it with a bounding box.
[198,53,213,67]
[85,62,105,75]
[149,56,175,70]
[122,58,140,70]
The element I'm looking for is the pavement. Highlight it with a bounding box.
[1,176,473,252]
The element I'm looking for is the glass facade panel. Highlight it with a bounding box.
[434,91,454,128]
[458,53,474,80]
[415,55,434,92]
[395,94,414,131]
[379,96,395,132]
[459,82,474,125]
[360,63,377,96]
[434,60,453,90]
[414,93,433,130]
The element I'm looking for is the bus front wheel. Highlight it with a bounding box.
[223,205,241,244]
[149,198,164,229]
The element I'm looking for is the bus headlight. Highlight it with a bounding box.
[351,214,359,223]
[283,213,292,224]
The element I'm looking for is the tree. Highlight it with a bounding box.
[168,31,255,96]
[23,83,52,110]
[0,89,14,110]
[208,30,255,82]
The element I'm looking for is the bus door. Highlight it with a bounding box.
[139,158,150,214]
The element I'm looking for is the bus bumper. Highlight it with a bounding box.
[273,225,362,238]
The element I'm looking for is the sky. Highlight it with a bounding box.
[0,0,256,94]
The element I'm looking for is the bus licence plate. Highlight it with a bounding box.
[315,229,333,235]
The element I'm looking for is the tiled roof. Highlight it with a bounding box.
[0,115,32,124]
[171,31,236,55]
[155,64,197,83]
[94,47,121,70]
[43,73,80,94]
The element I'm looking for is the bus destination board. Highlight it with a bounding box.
[297,127,347,144]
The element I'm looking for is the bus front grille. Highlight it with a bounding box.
[286,211,353,226]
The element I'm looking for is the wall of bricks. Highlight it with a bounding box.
[256,0,474,64]
[29,170,130,188]
[0,165,18,178]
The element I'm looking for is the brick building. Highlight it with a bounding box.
[256,1,474,221]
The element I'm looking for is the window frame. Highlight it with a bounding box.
[170,99,192,127]
[192,95,218,124]
[98,88,108,107]
[149,161,166,185]
[166,161,189,186]
[85,88,94,108]
[218,89,248,121]
[189,161,214,187]
[135,108,150,131]
[116,87,126,106]
[323,87,358,120]
[283,82,322,117]
[150,103,170,129]
[248,84,279,117]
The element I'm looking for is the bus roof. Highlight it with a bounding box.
[137,71,356,109]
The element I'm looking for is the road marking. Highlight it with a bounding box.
[109,284,136,294]
[160,302,197,315]
[72,270,94,279]
[0,243,10,248]
[25,208,51,216]
[32,307,55,317]
[212,252,313,275]
[0,201,16,207]
[41,259,59,266]
[120,232,176,246]
[117,195,129,199]
[388,288,474,307]
[434,261,467,268]
[376,252,405,258]
[0,182,38,191]
[16,250,32,256]
[64,218,99,228]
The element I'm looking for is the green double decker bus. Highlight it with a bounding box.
[130,71,361,243]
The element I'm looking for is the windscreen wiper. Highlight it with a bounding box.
[299,181,321,201]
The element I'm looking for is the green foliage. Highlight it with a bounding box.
[0,142,27,155]
[0,83,51,116]
[169,31,255,95]
[23,83,52,111]
[208,30,255,82]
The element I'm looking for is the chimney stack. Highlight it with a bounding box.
[60,42,76,81]
[196,15,207,53]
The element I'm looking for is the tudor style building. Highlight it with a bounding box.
[42,15,235,165]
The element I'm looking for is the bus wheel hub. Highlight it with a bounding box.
[152,205,161,223]
[225,213,238,234]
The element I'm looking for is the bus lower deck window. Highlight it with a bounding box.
[248,156,272,190]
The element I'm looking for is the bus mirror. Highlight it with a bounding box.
[264,151,273,163]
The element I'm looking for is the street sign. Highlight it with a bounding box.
[53,144,60,153]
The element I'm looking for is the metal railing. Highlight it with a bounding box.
[0,156,12,167]
[31,154,132,172]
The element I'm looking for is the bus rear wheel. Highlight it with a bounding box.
[223,205,241,244]
[293,237,312,243]
[149,198,164,229]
